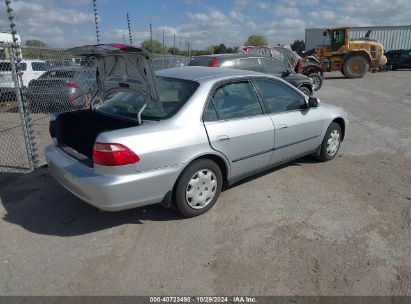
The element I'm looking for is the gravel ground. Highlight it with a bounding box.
[0,70,410,296]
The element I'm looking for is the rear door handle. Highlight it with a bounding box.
[216,135,230,141]
[278,124,288,129]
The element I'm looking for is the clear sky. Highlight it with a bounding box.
[0,0,410,49]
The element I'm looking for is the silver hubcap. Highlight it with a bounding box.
[186,169,217,209]
[326,130,340,156]
[311,76,320,89]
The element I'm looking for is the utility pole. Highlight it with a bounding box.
[149,23,153,48]
[162,29,165,69]
[126,12,132,45]
[92,0,100,44]
[173,33,176,67]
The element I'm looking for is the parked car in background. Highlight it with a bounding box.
[48,59,76,69]
[0,59,49,102]
[27,67,95,113]
[188,54,315,96]
[46,44,347,218]
[300,55,324,91]
[242,45,303,74]
[385,49,411,70]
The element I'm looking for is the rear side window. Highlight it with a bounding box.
[235,58,262,72]
[209,81,262,120]
[188,56,212,66]
[260,58,285,75]
[253,78,306,113]
[31,62,49,71]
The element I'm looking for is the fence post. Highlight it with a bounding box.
[5,0,39,170]
[9,47,38,170]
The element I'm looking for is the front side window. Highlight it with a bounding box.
[209,81,262,120]
[260,58,285,75]
[96,76,199,120]
[253,78,306,113]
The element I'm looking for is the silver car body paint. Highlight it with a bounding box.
[46,65,347,211]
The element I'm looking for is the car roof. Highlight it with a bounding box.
[193,53,277,61]
[156,66,267,82]
[47,66,92,71]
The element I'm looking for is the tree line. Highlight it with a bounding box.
[22,36,306,57]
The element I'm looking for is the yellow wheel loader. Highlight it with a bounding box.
[314,26,387,78]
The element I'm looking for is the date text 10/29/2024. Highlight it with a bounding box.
[149,297,257,303]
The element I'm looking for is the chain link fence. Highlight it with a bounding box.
[0,43,188,173]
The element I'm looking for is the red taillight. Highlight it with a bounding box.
[210,57,218,67]
[92,142,140,166]
[65,81,78,88]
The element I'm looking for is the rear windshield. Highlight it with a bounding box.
[39,69,96,79]
[96,76,199,120]
[39,70,77,79]
[188,56,212,66]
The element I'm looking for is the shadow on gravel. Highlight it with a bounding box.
[0,167,183,237]
[0,156,325,237]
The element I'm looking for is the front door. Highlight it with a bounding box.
[252,77,323,164]
[203,80,275,178]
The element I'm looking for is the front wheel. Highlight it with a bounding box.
[317,122,342,162]
[174,159,223,217]
[343,56,369,78]
[308,73,323,91]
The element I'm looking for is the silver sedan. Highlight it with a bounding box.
[45,44,347,217]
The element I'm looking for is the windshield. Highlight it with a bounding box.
[96,76,199,120]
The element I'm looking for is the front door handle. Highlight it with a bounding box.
[278,124,288,129]
[216,135,230,141]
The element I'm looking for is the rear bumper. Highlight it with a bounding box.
[45,145,184,211]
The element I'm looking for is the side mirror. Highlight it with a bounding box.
[308,96,320,108]
[282,70,291,77]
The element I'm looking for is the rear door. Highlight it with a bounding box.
[203,79,275,178]
[253,77,323,164]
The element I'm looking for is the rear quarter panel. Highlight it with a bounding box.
[95,118,223,175]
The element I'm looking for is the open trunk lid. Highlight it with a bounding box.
[69,43,161,110]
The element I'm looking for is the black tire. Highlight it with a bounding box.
[317,122,342,162]
[308,73,323,91]
[343,56,369,78]
[174,159,223,218]
[298,85,311,97]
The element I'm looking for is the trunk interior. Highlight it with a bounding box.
[55,109,137,159]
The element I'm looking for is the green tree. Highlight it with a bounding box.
[291,39,305,53]
[25,40,46,47]
[140,39,167,54]
[244,35,267,46]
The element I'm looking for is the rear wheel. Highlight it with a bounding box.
[343,56,369,78]
[308,73,323,91]
[174,159,222,217]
